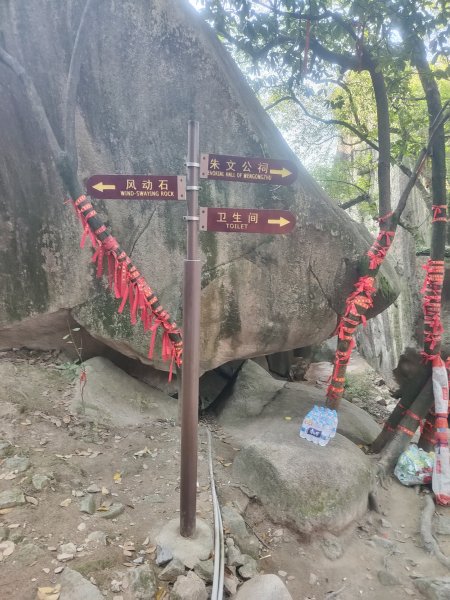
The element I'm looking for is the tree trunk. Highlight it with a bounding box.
[375,29,447,464]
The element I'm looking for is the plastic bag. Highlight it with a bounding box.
[394,444,434,486]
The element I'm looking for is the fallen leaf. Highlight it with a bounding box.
[37,584,61,600]
[113,472,122,484]
[0,508,13,515]
[101,487,110,496]
[284,416,292,421]
[59,498,72,508]
[223,462,232,467]
[4,472,17,480]
[156,587,169,600]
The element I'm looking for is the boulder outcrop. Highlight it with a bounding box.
[0,0,398,370]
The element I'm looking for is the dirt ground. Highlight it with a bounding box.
[1,349,449,600]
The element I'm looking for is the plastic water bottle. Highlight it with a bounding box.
[300,407,315,440]
[319,413,331,446]
[330,409,338,438]
[309,406,323,444]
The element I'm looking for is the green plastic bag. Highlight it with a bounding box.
[394,444,434,486]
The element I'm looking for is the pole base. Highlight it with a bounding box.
[155,518,213,568]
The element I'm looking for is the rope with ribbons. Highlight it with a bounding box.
[326,213,396,406]
[71,195,183,380]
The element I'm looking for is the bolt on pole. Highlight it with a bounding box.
[180,121,201,538]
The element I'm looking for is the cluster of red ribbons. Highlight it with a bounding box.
[326,220,394,404]
[72,195,183,379]
[420,259,445,363]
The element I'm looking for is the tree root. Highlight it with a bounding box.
[420,494,450,569]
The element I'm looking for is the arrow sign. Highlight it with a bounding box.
[86,175,186,200]
[199,207,296,234]
[200,153,298,185]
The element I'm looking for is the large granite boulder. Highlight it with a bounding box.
[0,0,398,371]
[217,361,381,446]
[217,361,379,534]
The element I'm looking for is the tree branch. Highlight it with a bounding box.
[394,105,450,220]
[339,193,371,210]
[317,179,368,194]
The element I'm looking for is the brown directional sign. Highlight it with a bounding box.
[86,175,186,200]
[200,153,298,185]
[199,207,296,234]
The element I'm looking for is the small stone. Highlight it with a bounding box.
[0,488,26,509]
[221,506,259,558]
[171,570,207,600]
[156,544,173,566]
[194,559,214,584]
[235,574,293,600]
[60,568,104,600]
[309,573,318,585]
[110,579,122,593]
[99,502,124,519]
[238,556,259,579]
[42,568,50,574]
[86,531,108,546]
[77,523,87,532]
[159,557,185,582]
[287,575,295,581]
[60,542,77,555]
[80,494,96,515]
[377,569,400,586]
[32,474,51,491]
[3,456,30,473]
[278,570,288,578]
[129,564,158,599]
[320,533,343,561]
[54,566,64,574]
[227,542,244,567]
[87,484,102,493]
[224,572,239,596]
[381,518,392,529]
[57,552,75,562]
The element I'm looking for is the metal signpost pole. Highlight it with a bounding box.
[180,121,201,538]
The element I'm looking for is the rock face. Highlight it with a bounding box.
[219,363,377,534]
[71,356,178,424]
[233,434,373,535]
[59,568,104,600]
[218,364,381,446]
[0,0,398,371]
[234,574,293,600]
